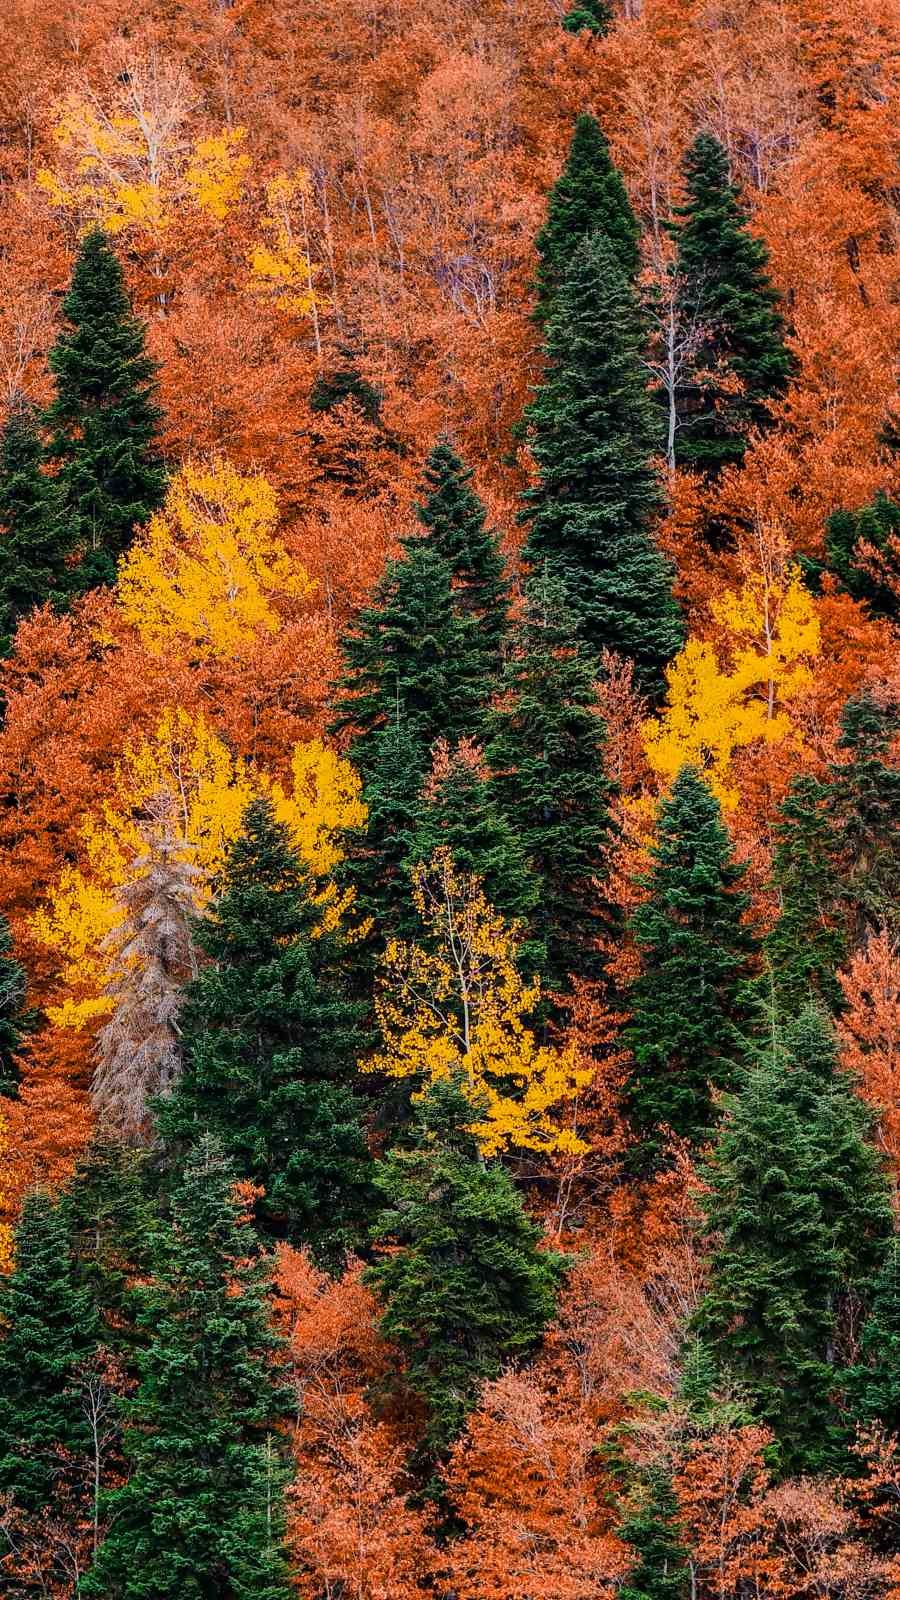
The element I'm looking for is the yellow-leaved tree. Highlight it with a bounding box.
[642,563,820,809]
[364,848,591,1158]
[117,458,313,659]
[248,171,325,329]
[33,712,365,1030]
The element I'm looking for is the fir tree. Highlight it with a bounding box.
[82,1138,292,1600]
[522,231,683,693]
[818,494,900,620]
[0,911,30,1097]
[407,739,539,940]
[534,114,640,318]
[671,133,790,476]
[339,713,428,975]
[330,539,484,774]
[366,1078,565,1486]
[0,401,71,650]
[64,1135,157,1354]
[485,572,617,995]
[854,1234,900,1437]
[561,0,614,35]
[830,691,900,944]
[625,767,760,1169]
[693,1007,893,1475]
[157,797,372,1266]
[767,775,846,1016]
[414,436,509,672]
[618,1470,690,1600]
[0,1190,99,1510]
[44,229,165,593]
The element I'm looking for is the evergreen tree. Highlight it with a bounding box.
[561,0,614,35]
[767,774,846,1017]
[625,767,760,1169]
[0,911,30,1097]
[0,1191,99,1510]
[692,1007,893,1475]
[522,232,683,693]
[485,572,616,995]
[64,1135,157,1354]
[816,494,900,620]
[407,740,539,940]
[0,401,70,650]
[340,715,428,949]
[44,229,165,593]
[366,1078,565,1486]
[414,436,510,672]
[854,1234,900,1437]
[830,691,900,944]
[672,133,790,476]
[330,539,484,774]
[618,1470,690,1600]
[534,114,640,318]
[157,797,371,1266]
[82,1138,292,1600]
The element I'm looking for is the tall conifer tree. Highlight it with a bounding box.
[0,1191,99,1511]
[0,401,70,650]
[692,1008,893,1475]
[0,912,30,1097]
[485,572,616,996]
[671,133,790,476]
[522,232,683,692]
[82,1138,293,1600]
[414,437,509,672]
[625,767,760,1169]
[158,798,372,1267]
[534,114,640,318]
[44,229,165,593]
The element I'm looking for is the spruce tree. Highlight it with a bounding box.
[44,228,165,593]
[625,767,760,1169]
[485,571,617,995]
[82,1138,292,1600]
[522,232,683,693]
[618,1470,690,1600]
[0,1191,99,1510]
[366,1078,565,1486]
[561,0,614,35]
[339,714,429,974]
[767,775,846,1016]
[330,539,484,774]
[820,494,900,620]
[692,1007,893,1475]
[64,1136,157,1354]
[854,1234,900,1436]
[157,797,372,1266]
[414,436,509,673]
[407,741,539,940]
[0,911,30,1097]
[0,401,71,650]
[672,133,790,476]
[534,114,640,318]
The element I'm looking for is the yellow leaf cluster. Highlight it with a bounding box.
[32,711,366,1031]
[117,458,313,659]
[248,170,324,317]
[642,565,820,809]
[364,848,591,1158]
[183,128,249,220]
[36,93,247,236]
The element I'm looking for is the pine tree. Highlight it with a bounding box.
[0,401,71,650]
[625,767,760,1169]
[407,739,539,941]
[692,1007,893,1475]
[534,114,640,319]
[671,133,790,477]
[366,1078,565,1486]
[157,797,372,1266]
[767,775,846,1016]
[330,539,485,774]
[64,1136,157,1353]
[414,436,509,673]
[561,0,614,35]
[82,1138,292,1600]
[819,495,900,620]
[854,1234,900,1437]
[93,799,200,1141]
[485,572,617,995]
[44,229,165,594]
[618,1470,690,1600]
[0,911,30,1097]
[0,1190,99,1510]
[522,232,683,693]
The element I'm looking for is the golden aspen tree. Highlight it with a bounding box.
[364,848,591,1158]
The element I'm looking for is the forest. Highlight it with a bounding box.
[0,0,897,1593]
